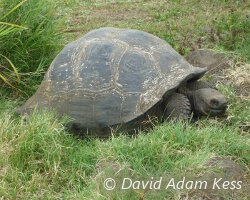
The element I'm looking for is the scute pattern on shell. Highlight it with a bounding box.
[17,27,206,133]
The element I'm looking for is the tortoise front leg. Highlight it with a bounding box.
[163,93,191,122]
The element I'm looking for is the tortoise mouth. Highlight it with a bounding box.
[207,107,227,116]
[198,104,227,116]
[208,101,227,115]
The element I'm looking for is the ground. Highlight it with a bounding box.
[0,0,249,199]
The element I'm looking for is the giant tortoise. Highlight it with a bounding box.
[17,27,227,136]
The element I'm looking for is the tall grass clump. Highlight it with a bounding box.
[0,0,62,93]
[0,109,97,199]
[0,0,27,89]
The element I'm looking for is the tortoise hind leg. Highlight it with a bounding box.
[163,93,191,122]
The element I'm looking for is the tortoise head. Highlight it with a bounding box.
[192,88,227,117]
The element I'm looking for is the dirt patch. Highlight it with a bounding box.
[91,159,133,180]
[185,156,249,200]
[62,1,161,39]
[185,49,230,74]
[90,6,152,23]
[186,49,250,97]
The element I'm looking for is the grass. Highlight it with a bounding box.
[0,108,98,199]
[0,95,249,199]
[0,0,249,199]
[0,0,63,94]
[53,0,250,60]
[0,0,27,88]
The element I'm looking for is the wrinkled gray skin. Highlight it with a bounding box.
[17,27,227,136]
[164,80,227,121]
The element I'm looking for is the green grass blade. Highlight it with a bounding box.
[0,26,17,38]
[0,73,16,88]
[0,0,28,21]
[0,21,27,29]
[0,54,20,84]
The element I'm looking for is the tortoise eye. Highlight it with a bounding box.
[210,99,219,107]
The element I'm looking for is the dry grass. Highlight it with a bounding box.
[225,62,250,96]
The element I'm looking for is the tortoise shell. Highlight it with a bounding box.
[17,27,206,135]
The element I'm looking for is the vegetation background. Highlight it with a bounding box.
[0,0,249,199]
